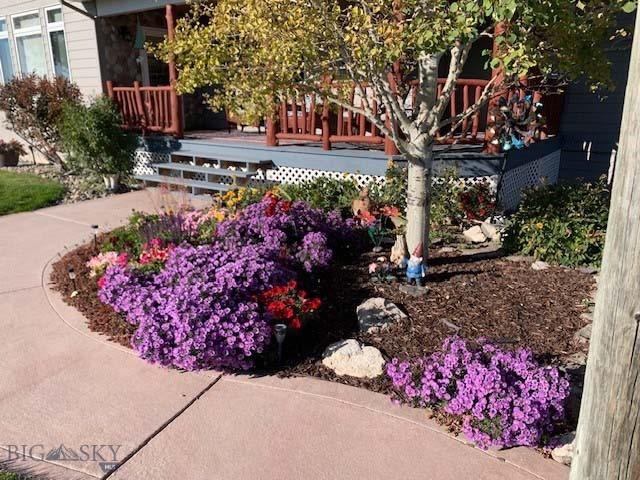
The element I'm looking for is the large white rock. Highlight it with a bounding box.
[551,431,576,466]
[480,221,500,241]
[531,260,550,271]
[321,339,386,378]
[463,225,487,244]
[357,297,407,333]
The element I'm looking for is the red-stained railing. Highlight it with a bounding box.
[267,78,492,151]
[106,81,182,137]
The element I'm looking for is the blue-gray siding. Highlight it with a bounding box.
[558,14,635,181]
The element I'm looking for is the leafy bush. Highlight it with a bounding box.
[372,160,407,210]
[98,194,358,370]
[387,338,570,449]
[430,167,463,227]
[0,75,81,166]
[458,180,496,221]
[0,139,27,156]
[502,179,610,266]
[278,176,360,214]
[59,96,137,176]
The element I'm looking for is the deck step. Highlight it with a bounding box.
[134,174,234,193]
[170,149,273,168]
[153,162,257,178]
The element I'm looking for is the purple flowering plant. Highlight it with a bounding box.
[98,193,359,371]
[386,337,570,449]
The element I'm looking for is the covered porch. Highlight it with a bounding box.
[102,4,564,155]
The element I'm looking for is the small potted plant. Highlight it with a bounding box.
[0,139,27,167]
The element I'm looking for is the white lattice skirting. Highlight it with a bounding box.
[135,150,499,189]
[499,150,561,211]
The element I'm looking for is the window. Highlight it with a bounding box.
[45,7,69,79]
[0,18,14,83]
[12,11,47,76]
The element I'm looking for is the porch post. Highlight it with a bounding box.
[484,22,506,154]
[321,103,331,150]
[106,80,114,99]
[266,110,279,146]
[165,4,184,138]
[384,65,401,156]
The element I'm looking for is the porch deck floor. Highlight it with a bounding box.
[142,131,501,178]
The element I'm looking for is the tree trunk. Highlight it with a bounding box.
[569,12,640,480]
[405,144,433,261]
[405,53,439,262]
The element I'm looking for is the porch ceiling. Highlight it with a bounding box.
[94,0,187,17]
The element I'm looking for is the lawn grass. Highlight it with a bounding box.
[0,170,65,216]
[0,472,26,480]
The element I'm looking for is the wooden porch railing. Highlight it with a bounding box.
[106,81,183,137]
[267,78,492,152]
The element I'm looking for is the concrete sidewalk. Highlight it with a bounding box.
[0,191,569,480]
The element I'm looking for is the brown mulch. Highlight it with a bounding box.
[50,243,595,397]
[51,242,136,347]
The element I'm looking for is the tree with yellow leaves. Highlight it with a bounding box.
[155,0,635,270]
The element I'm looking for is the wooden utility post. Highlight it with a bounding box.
[165,3,184,138]
[570,12,640,480]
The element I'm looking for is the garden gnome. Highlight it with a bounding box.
[405,243,426,287]
[352,186,372,216]
[390,234,408,267]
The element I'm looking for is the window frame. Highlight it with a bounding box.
[44,5,71,80]
[0,16,9,83]
[11,10,47,77]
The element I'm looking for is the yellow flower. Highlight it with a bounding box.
[536,222,544,230]
[212,209,226,222]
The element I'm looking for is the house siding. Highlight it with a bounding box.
[558,13,635,182]
[0,0,103,98]
[62,4,103,97]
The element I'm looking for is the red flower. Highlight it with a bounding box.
[291,318,302,329]
[97,275,107,289]
[280,200,292,213]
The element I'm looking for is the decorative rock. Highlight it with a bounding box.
[390,235,408,267]
[578,266,598,275]
[399,284,429,297]
[505,255,534,263]
[357,297,407,333]
[480,221,500,241]
[551,432,576,466]
[531,260,550,271]
[560,352,588,372]
[580,312,594,322]
[321,339,386,378]
[463,225,487,244]
[575,323,592,341]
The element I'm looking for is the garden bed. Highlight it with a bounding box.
[49,186,597,450]
[51,238,594,395]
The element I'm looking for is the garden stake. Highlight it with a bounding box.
[91,224,99,251]
[274,324,287,364]
[67,267,77,291]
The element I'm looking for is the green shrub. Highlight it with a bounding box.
[373,160,407,210]
[0,74,82,167]
[278,176,360,213]
[502,178,610,267]
[458,179,496,221]
[59,96,137,176]
[430,167,463,227]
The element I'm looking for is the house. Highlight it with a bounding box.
[0,1,633,198]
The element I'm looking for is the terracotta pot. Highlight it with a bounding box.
[0,151,19,167]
